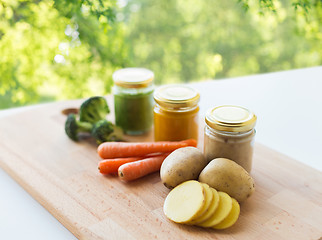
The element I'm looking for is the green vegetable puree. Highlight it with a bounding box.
[114,90,153,135]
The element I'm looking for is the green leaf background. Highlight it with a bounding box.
[0,0,321,109]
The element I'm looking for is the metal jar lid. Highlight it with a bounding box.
[205,105,257,132]
[154,85,200,109]
[112,68,154,88]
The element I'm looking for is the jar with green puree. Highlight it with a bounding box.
[112,68,154,135]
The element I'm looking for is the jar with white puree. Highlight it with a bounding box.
[204,105,257,172]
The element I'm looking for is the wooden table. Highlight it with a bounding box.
[0,67,321,240]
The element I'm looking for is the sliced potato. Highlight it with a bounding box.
[213,198,240,229]
[187,183,213,224]
[198,191,232,228]
[163,180,206,223]
[191,188,220,225]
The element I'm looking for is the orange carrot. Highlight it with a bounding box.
[98,157,143,175]
[118,154,169,181]
[97,139,197,159]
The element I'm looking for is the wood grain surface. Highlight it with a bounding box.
[0,98,321,240]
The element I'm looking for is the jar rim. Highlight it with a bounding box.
[154,84,200,109]
[205,105,257,132]
[113,68,154,88]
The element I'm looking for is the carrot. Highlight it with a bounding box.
[98,157,143,175]
[97,139,197,159]
[118,154,169,181]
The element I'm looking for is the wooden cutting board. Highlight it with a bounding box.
[0,98,321,240]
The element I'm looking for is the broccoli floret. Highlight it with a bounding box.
[65,114,93,141]
[79,96,110,124]
[91,119,123,144]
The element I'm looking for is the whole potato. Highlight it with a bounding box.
[160,147,208,189]
[199,158,255,202]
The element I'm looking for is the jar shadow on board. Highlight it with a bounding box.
[203,105,257,173]
[112,68,154,135]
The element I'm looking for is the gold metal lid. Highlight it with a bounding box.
[154,85,200,109]
[205,105,257,132]
[112,68,154,88]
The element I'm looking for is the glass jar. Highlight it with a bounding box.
[153,85,200,142]
[204,105,257,172]
[112,68,154,135]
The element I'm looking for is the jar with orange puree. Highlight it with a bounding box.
[153,85,200,142]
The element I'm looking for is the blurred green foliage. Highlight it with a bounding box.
[0,0,321,109]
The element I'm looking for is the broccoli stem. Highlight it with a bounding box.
[78,121,93,132]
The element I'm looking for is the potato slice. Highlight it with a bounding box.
[191,188,220,225]
[187,183,213,224]
[163,180,206,223]
[213,198,240,229]
[198,191,232,227]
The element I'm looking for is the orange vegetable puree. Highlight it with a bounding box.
[154,106,199,142]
